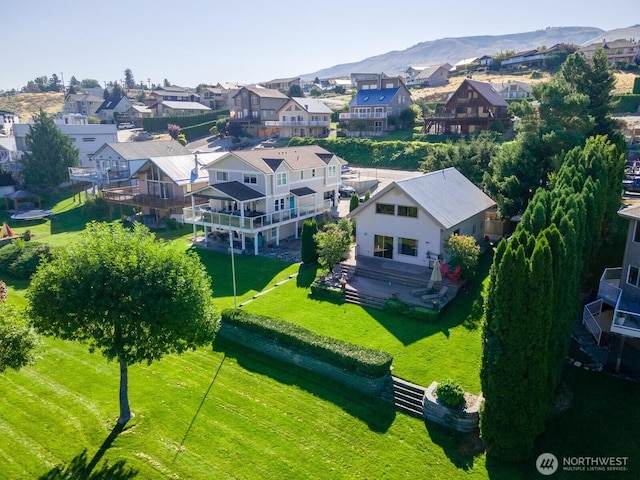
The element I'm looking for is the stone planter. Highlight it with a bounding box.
[422,381,483,433]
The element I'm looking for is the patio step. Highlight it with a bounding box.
[344,289,386,309]
[390,377,426,418]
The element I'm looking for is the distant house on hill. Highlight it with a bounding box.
[264,77,301,94]
[423,79,510,135]
[488,80,532,99]
[95,96,133,124]
[500,43,570,70]
[580,39,640,66]
[409,64,450,87]
[339,73,413,137]
[264,97,332,138]
[230,86,290,137]
[63,93,103,116]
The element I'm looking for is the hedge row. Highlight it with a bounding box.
[288,136,442,170]
[181,121,219,141]
[220,308,393,378]
[614,94,640,113]
[142,109,230,133]
[0,241,53,279]
[309,283,344,302]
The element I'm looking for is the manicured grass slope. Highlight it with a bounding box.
[0,337,492,479]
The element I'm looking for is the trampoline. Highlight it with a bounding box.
[11,209,53,220]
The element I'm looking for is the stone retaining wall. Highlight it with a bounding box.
[422,381,483,433]
[218,323,391,396]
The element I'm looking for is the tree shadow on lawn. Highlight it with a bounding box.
[39,423,138,479]
[213,338,396,433]
[194,249,297,298]
[368,253,492,346]
[49,209,92,235]
[424,421,485,473]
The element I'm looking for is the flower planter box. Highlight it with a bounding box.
[422,381,483,433]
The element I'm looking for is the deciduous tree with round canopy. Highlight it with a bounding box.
[27,222,218,424]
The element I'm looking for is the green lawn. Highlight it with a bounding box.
[2,190,640,478]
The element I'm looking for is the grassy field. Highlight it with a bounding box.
[3,190,640,478]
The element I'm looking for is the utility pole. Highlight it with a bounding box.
[60,72,65,94]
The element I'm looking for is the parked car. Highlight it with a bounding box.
[341,164,351,174]
[339,183,356,198]
[118,122,135,130]
[623,176,640,192]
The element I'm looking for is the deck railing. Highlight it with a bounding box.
[583,299,603,345]
[183,200,332,231]
[598,268,622,306]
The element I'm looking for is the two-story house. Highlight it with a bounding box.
[339,74,413,137]
[122,104,153,128]
[264,97,332,138]
[200,87,226,110]
[63,93,104,116]
[424,79,510,135]
[95,96,133,124]
[183,145,342,255]
[231,87,290,137]
[410,65,450,88]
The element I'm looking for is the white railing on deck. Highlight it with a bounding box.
[183,201,331,231]
[583,299,603,345]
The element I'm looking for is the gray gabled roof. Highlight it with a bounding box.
[210,181,264,202]
[231,145,338,173]
[100,140,192,160]
[349,167,495,229]
[463,80,508,107]
[288,97,332,114]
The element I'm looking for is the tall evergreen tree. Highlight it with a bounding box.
[124,68,135,90]
[300,219,319,264]
[22,109,79,191]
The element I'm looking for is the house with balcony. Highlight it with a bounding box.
[423,79,510,135]
[500,43,569,70]
[488,80,532,99]
[122,104,153,128]
[68,140,191,187]
[264,77,301,94]
[101,151,222,225]
[183,145,342,255]
[264,97,331,138]
[339,74,412,137]
[347,167,495,268]
[230,86,290,137]
[200,87,226,110]
[586,205,640,367]
[581,39,640,66]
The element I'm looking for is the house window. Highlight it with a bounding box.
[300,171,304,180]
[82,137,96,142]
[312,169,316,177]
[397,206,417,218]
[274,198,284,211]
[399,237,418,257]
[375,203,395,215]
[634,221,640,243]
[276,172,287,186]
[374,235,393,259]
[216,171,228,182]
[628,265,640,288]
[243,173,257,184]
[328,165,337,177]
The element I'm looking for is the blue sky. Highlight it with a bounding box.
[1,0,634,91]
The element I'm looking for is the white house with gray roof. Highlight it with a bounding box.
[182,145,342,254]
[264,97,332,138]
[347,167,495,267]
[69,140,191,186]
